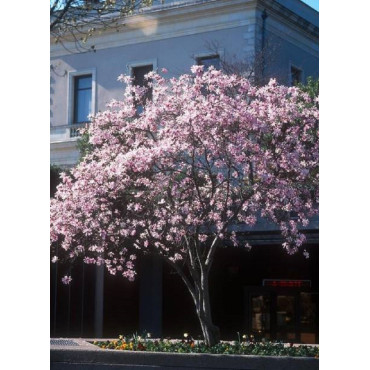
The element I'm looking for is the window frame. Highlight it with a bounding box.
[193,49,224,70]
[126,59,157,113]
[67,68,96,126]
[126,59,158,79]
[196,54,221,70]
[289,62,304,86]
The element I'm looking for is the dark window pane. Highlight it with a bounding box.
[132,65,153,110]
[197,55,220,70]
[132,65,153,87]
[74,75,92,123]
[76,75,92,90]
[75,89,91,122]
[291,66,302,86]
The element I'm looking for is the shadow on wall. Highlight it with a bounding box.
[50,75,55,119]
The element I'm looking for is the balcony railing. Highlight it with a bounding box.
[50,123,88,142]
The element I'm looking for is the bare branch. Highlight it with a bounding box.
[164,257,197,304]
[50,1,159,52]
[204,235,219,270]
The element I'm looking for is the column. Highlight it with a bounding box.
[139,255,163,337]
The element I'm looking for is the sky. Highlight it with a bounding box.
[300,0,319,11]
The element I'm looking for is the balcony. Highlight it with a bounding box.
[50,123,87,143]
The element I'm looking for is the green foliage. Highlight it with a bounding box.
[298,77,319,100]
[50,164,72,196]
[77,130,93,161]
[92,334,319,358]
[50,164,63,176]
[50,164,64,197]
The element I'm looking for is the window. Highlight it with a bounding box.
[73,74,92,124]
[290,66,303,86]
[132,64,153,112]
[132,65,153,88]
[67,69,96,138]
[197,55,221,70]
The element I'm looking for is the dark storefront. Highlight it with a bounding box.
[161,240,318,343]
[51,235,318,343]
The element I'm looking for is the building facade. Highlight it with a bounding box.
[50,0,319,343]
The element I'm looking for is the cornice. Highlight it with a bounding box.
[265,17,318,57]
[51,0,318,58]
[51,0,257,57]
[257,0,318,41]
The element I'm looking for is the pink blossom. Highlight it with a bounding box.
[62,275,72,285]
[51,67,318,285]
[198,234,208,243]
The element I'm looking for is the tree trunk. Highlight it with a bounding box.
[194,273,220,347]
[198,313,220,347]
[166,255,220,346]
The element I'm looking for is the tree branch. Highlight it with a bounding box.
[164,257,197,304]
[204,235,219,271]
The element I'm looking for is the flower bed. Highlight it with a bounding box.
[92,334,319,358]
[51,337,319,370]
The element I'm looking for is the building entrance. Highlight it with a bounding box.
[244,281,318,344]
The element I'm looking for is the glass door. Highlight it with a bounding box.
[244,287,319,344]
[275,294,297,342]
[299,292,318,343]
[247,292,272,340]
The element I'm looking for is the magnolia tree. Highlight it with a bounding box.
[50,66,319,346]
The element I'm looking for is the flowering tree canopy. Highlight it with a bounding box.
[50,66,319,345]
